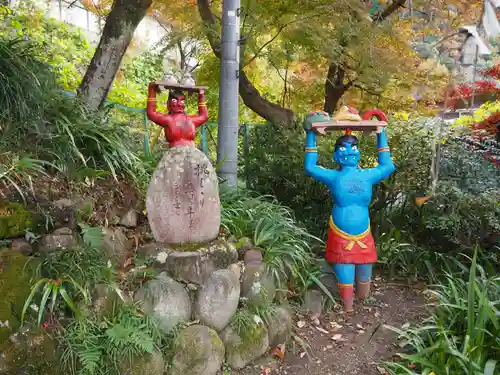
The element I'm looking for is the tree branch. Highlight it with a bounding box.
[196,0,295,125]
[373,0,407,24]
[353,83,399,103]
[323,0,408,113]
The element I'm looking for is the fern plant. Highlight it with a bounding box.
[59,304,167,375]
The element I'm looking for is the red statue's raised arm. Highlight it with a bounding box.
[147,83,172,127]
[190,90,209,127]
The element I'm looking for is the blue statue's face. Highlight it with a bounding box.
[334,142,360,167]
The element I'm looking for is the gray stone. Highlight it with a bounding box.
[304,289,324,316]
[120,209,138,228]
[39,227,77,252]
[244,249,263,266]
[135,274,191,333]
[120,349,164,375]
[227,262,241,281]
[195,269,240,331]
[267,307,293,347]
[170,325,224,375]
[140,240,238,285]
[146,147,221,244]
[219,321,269,369]
[10,238,32,256]
[102,227,129,265]
[240,265,276,307]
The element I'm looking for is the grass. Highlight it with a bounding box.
[220,185,322,290]
[0,36,147,200]
[383,249,500,375]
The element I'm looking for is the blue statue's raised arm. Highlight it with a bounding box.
[304,131,335,184]
[367,128,396,183]
[303,112,337,185]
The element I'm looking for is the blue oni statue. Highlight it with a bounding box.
[303,109,396,313]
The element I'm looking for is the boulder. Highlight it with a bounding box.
[119,209,138,228]
[119,349,164,375]
[10,238,33,256]
[219,320,269,369]
[240,264,276,307]
[102,227,131,265]
[146,147,220,244]
[51,197,94,229]
[244,249,263,266]
[170,325,224,375]
[195,269,240,331]
[304,289,324,316]
[138,240,238,285]
[266,307,293,347]
[39,227,77,253]
[135,274,191,333]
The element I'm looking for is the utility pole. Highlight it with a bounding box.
[217,0,240,186]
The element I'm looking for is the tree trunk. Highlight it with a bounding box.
[78,0,152,110]
[239,70,295,125]
[197,0,296,126]
[322,0,407,112]
[323,63,353,115]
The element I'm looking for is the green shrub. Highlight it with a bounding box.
[219,185,325,295]
[59,303,168,375]
[0,38,56,124]
[384,251,500,375]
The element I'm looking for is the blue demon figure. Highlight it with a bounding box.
[303,109,396,313]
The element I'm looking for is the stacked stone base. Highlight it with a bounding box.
[135,239,293,374]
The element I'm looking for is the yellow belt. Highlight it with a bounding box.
[329,217,370,251]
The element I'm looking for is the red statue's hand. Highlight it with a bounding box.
[149,82,160,93]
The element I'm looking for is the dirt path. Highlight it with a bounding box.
[232,276,427,375]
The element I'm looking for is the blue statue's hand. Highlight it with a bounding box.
[303,111,330,132]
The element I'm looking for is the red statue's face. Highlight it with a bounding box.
[167,95,185,114]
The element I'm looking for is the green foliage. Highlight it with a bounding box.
[122,51,164,87]
[0,155,51,202]
[22,226,109,326]
[0,3,93,90]
[0,37,56,124]
[0,28,146,194]
[21,275,89,325]
[0,201,32,239]
[59,303,167,375]
[219,184,321,289]
[384,251,500,375]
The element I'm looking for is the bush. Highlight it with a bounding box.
[384,251,500,375]
[0,35,146,194]
[59,303,169,375]
[0,38,56,124]
[219,184,322,289]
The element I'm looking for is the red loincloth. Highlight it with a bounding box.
[325,217,377,264]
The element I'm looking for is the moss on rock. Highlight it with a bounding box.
[0,250,36,347]
[0,202,32,239]
[0,327,59,375]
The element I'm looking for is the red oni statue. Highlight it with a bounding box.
[147,83,209,148]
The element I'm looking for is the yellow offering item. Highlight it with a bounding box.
[333,106,362,122]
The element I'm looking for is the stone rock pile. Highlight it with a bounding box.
[134,239,293,374]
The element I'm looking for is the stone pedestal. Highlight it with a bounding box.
[146,147,220,244]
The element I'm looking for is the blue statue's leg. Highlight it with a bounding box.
[333,263,355,313]
[355,263,373,300]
